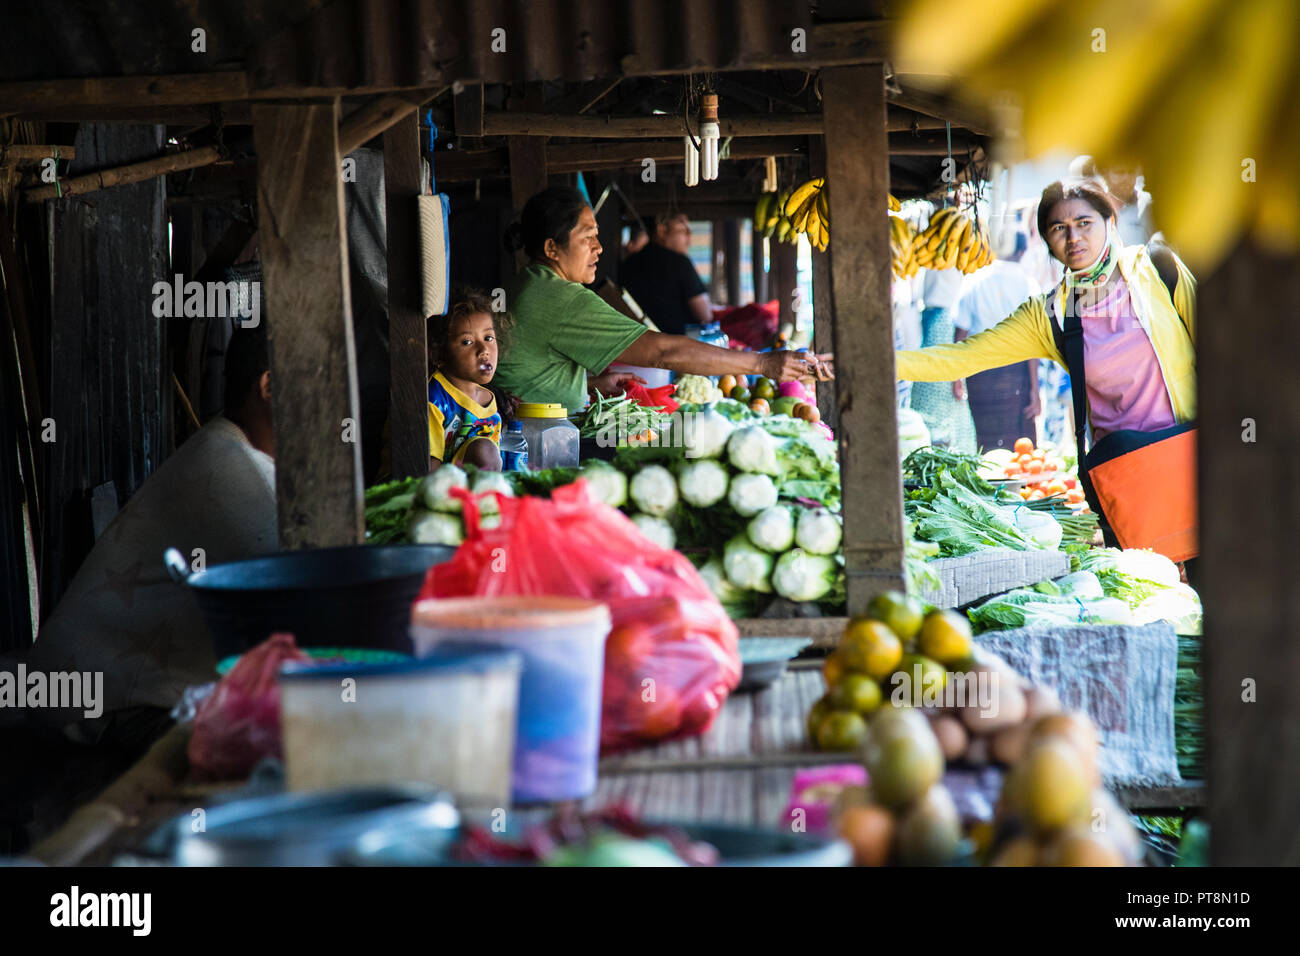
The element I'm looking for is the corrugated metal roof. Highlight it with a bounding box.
[0,1,328,82]
[1,1,823,88]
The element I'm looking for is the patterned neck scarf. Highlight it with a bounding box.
[1064,223,1121,289]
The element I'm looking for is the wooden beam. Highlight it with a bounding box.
[338,93,432,157]
[507,87,548,214]
[0,145,76,163]
[384,112,429,479]
[809,137,839,435]
[483,112,824,139]
[0,71,433,117]
[822,64,905,614]
[435,137,806,182]
[1203,241,1300,864]
[23,146,223,203]
[8,104,253,126]
[0,72,250,115]
[887,81,990,136]
[252,99,364,550]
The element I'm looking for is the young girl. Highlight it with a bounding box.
[428,290,510,472]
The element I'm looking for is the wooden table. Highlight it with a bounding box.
[29,662,1203,864]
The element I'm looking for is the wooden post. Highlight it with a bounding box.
[723,218,741,306]
[508,86,547,270]
[383,111,429,479]
[821,64,905,613]
[751,226,768,303]
[809,137,839,434]
[252,100,364,550]
[770,238,797,329]
[1203,242,1300,865]
[710,221,727,303]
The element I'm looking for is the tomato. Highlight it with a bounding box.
[1026,460,1045,474]
[1028,489,1046,500]
[750,398,770,415]
[1045,457,1066,473]
[1031,448,1046,461]
[634,684,684,739]
[1014,437,1034,455]
[1019,487,1033,500]
[605,624,655,676]
[1063,476,1078,489]
[1003,464,1021,477]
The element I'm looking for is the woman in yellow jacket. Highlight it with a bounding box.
[897,180,1198,576]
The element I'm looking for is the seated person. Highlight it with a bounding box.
[428,290,509,472]
[1,324,277,745]
[619,212,712,336]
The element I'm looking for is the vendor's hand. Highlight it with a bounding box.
[952,379,967,401]
[1023,395,1042,419]
[762,351,834,383]
[588,370,647,397]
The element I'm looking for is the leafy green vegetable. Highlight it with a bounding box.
[364,476,420,544]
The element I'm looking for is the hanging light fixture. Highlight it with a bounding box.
[699,93,720,181]
[684,132,700,187]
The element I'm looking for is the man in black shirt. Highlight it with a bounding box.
[619,213,712,336]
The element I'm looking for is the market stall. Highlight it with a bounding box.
[5,0,1288,872]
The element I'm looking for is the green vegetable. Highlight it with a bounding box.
[727,473,779,517]
[747,505,795,553]
[577,391,671,442]
[364,477,420,544]
[579,460,628,507]
[727,425,780,475]
[629,464,678,517]
[677,458,730,508]
[418,465,468,513]
[772,549,841,602]
[629,513,676,550]
[408,510,465,546]
[795,507,843,555]
[723,534,774,592]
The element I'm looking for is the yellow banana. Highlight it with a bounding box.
[793,191,819,233]
[888,193,901,212]
[784,178,824,218]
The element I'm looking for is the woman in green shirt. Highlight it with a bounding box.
[495,186,828,411]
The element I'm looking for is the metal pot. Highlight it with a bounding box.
[161,785,460,866]
[165,544,454,659]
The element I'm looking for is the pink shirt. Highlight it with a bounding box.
[1079,277,1177,442]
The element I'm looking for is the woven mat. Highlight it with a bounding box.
[976,621,1182,788]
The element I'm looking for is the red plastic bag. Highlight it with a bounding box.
[418,482,741,753]
[716,300,779,350]
[625,382,679,414]
[187,632,312,780]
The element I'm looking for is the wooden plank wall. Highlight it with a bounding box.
[40,123,168,612]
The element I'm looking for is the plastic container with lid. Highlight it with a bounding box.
[279,649,522,807]
[410,596,610,803]
[515,402,579,470]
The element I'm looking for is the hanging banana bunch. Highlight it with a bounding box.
[779,177,830,251]
[890,214,919,278]
[888,193,902,212]
[909,207,994,273]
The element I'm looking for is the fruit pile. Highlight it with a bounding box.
[753,178,829,251]
[986,712,1140,867]
[835,709,962,866]
[716,373,820,422]
[808,592,973,752]
[997,437,1089,511]
[909,207,993,274]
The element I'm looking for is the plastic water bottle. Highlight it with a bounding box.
[500,420,529,472]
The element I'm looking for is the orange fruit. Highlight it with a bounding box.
[1046,457,1066,473]
[1026,460,1044,474]
[1003,464,1021,477]
[718,375,737,395]
[1044,480,1068,496]
[1019,488,1033,500]
[1031,448,1046,461]
[749,398,770,414]
[1028,489,1046,500]
[1014,437,1034,455]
